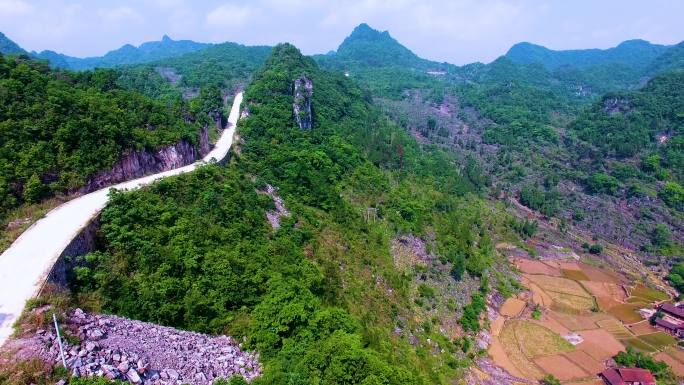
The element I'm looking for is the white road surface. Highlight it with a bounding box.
[0,93,243,347]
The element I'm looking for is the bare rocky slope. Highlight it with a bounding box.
[7,308,260,385]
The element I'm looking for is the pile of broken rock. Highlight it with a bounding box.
[33,308,261,384]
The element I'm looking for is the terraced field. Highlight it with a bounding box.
[493,257,678,384]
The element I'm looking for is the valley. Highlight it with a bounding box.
[0,10,682,385]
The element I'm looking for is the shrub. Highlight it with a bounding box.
[660,181,684,210]
[586,173,620,195]
[588,244,603,254]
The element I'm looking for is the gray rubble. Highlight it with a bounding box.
[33,308,261,384]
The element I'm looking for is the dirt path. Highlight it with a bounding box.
[0,93,243,347]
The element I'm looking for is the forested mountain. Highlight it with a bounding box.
[125,42,271,92]
[648,41,684,74]
[325,23,432,69]
[506,39,669,70]
[0,54,221,220]
[315,24,456,99]
[1,20,683,385]
[33,35,211,70]
[0,32,25,55]
[70,43,523,385]
[315,24,683,262]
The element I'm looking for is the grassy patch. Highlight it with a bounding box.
[499,321,546,379]
[620,337,657,353]
[510,320,575,357]
[629,284,669,302]
[12,284,72,337]
[638,332,677,350]
[561,269,590,281]
[607,303,644,324]
[526,275,591,297]
[596,318,634,339]
[0,198,66,254]
[548,292,596,314]
[0,359,68,385]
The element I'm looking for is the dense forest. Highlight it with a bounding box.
[0,54,228,220]
[1,21,683,385]
[315,24,683,260]
[70,44,523,385]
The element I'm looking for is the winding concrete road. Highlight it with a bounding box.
[0,93,243,346]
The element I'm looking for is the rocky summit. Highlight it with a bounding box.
[27,309,261,384]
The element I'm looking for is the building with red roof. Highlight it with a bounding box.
[659,303,684,320]
[600,367,656,385]
[654,317,684,338]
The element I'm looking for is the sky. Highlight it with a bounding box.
[1,0,684,65]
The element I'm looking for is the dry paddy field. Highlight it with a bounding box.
[533,354,589,381]
[524,274,596,313]
[490,257,678,384]
[511,257,561,276]
[500,298,527,317]
[495,320,574,380]
[607,303,647,324]
[656,347,684,377]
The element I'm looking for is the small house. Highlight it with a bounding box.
[659,303,684,321]
[600,368,656,385]
[653,317,684,338]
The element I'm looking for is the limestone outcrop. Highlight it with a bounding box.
[293,76,313,129]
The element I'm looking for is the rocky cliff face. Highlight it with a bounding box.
[293,76,313,129]
[78,126,211,194]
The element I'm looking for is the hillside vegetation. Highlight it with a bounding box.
[70,44,524,385]
[317,24,683,261]
[0,54,220,220]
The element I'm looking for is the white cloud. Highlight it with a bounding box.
[206,4,253,28]
[99,6,143,24]
[0,0,33,17]
[154,0,184,7]
[1,0,683,64]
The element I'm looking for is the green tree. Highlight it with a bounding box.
[586,173,620,195]
[660,181,684,210]
[23,174,46,204]
[541,374,561,385]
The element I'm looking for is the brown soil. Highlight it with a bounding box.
[559,261,583,270]
[533,354,588,381]
[577,341,614,361]
[511,258,561,276]
[563,350,605,376]
[655,352,684,377]
[627,321,658,336]
[500,298,527,317]
[488,338,525,378]
[579,265,624,284]
[581,281,626,302]
[549,311,608,331]
[664,346,684,363]
[533,316,570,335]
[525,279,553,308]
[490,317,505,337]
[525,275,591,298]
[563,380,606,385]
[577,329,625,361]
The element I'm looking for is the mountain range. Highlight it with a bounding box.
[0,33,210,70]
[505,39,670,69]
[1,20,684,385]
[3,26,682,77]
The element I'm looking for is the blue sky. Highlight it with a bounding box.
[2,0,683,64]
